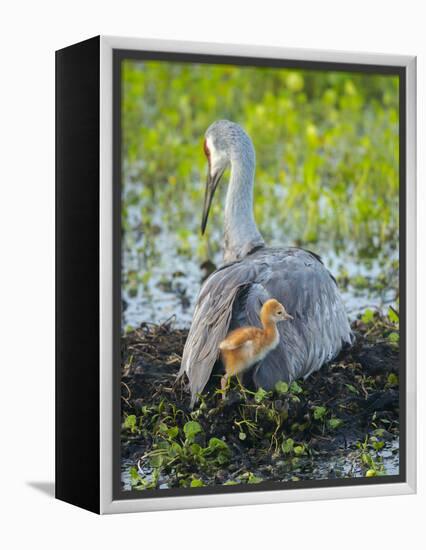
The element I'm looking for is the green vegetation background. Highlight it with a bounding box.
[121,60,399,307]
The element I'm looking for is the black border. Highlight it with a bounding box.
[56,36,100,513]
[113,49,406,501]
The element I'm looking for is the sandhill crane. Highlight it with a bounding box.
[178,120,352,407]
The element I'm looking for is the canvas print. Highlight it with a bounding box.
[118,56,401,494]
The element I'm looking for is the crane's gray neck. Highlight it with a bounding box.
[223,155,264,263]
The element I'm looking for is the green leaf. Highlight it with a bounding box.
[328,418,343,429]
[388,332,399,343]
[124,414,137,433]
[183,420,203,440]
[190,478,205,487]
[149,454,164,468]
[387,373,399,386]
[208,437,229,452]
[388,307,399,323]
[290,381,303,394]
[361,309,374,324]
[166,426,179,439]
[286,72,304,92]
[294,445,305,456]
[313,406,327,420]
[282,437,294,454]
[361,453,371,466]
[189,443,203,456]
[129,466,140,481]
[247,473,263,484]
[156,440,171,451]
[239,431,247,441]
[345,383,359,395]
[254,387,268,403]
[275,381,289,394]
[169,442,182,457]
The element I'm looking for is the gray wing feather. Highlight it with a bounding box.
[248,250,353,389]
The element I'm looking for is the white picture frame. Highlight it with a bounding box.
[99,36,416,514]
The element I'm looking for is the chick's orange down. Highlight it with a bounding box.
[219,299,293,396]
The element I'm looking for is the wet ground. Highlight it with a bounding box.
[120,312,400,491]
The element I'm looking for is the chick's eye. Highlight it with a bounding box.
[277,311,282,315]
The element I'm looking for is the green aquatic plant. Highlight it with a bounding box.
[355,435,386,477]
[129,414,232,490]
[121,61,399,309]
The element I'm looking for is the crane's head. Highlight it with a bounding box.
[201,120,255,234]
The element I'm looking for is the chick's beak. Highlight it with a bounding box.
[284,312,294,321]
[201,167,224,235]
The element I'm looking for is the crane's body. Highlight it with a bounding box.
[178,120,353,407]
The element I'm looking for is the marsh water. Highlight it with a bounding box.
[121,439,399,491]
[121,181,399,330]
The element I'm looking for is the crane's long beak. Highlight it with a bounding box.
[201,168,224,235]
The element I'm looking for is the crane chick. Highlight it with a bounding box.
[219,299,293,397]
